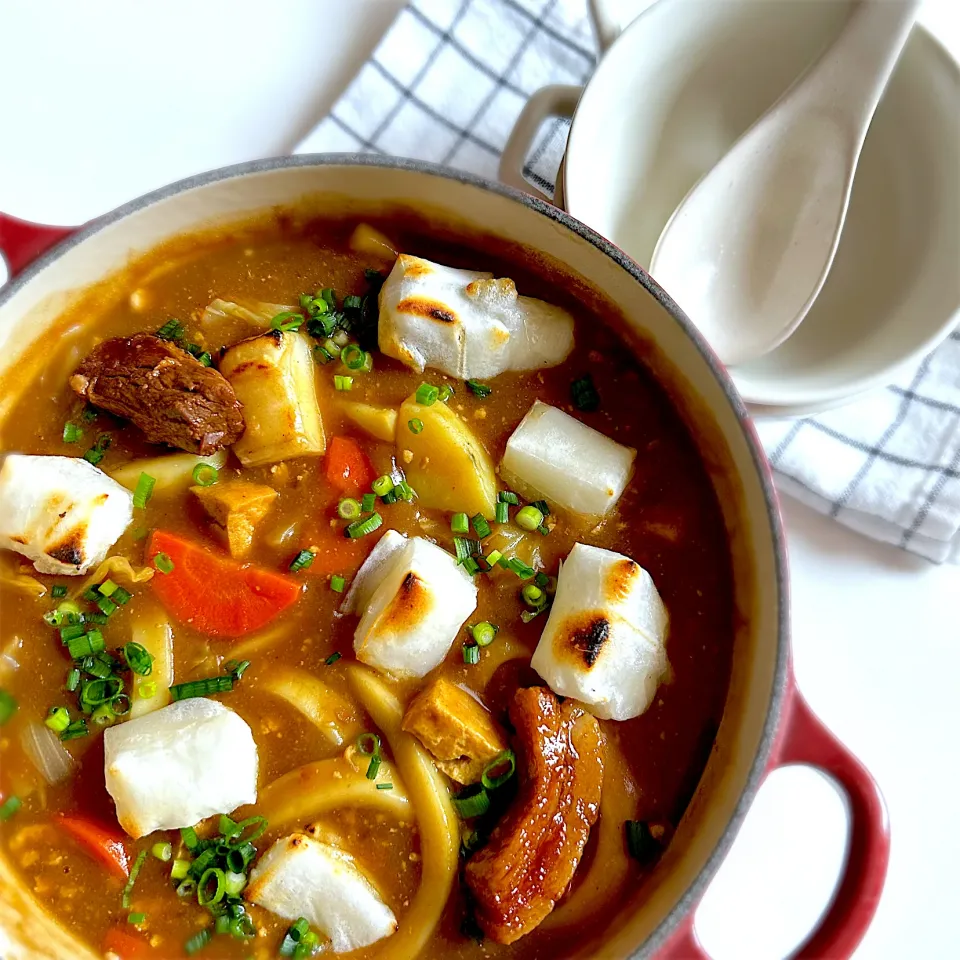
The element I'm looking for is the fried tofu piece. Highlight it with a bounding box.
[402,677,508,784]
[191,481,278,558]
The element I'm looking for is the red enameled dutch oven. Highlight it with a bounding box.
[0,157,888,959]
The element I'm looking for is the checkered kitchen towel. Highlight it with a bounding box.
[296,0,960,563]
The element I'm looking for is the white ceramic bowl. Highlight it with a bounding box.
[502,0,960,413]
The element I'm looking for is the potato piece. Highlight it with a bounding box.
[220,331,325,467]
[109,449,228,497]
[348,223,398,261]
[402,677,508,784]
[396,394,497,519]
[341,402,398,443]
[129,604,174,719]
[191,481,278,558]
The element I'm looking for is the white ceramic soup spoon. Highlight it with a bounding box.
[648,0,920,368]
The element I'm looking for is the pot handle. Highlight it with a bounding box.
[657,680,889,960]
[0,212,77,280]
[588,0,625,51]
[498,84,582,203]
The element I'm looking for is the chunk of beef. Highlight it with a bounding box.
[70,334,244,455]
[464,687,605,944]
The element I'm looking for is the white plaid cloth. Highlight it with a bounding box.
[296,0,960,564]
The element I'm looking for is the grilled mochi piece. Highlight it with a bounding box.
[378,254,574,379]
[531,543,669,720]
[349,534,478,678]
[103,698,258,838]
[402,676,508,784]
[0,454,133,575]
[500,401,636,517]
[190,480,278,558]
[246,834,397,953]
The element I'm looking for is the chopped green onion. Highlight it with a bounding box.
[321,337,341,358]
[0,690,17,726]
[225,842,257,874]
[124,641,154,676]
[534,571,550,588]
[394,480,415,501]
[538,522,551,536]
[471,514,491,538]
[340,344,364,370]
[324,652,342,666]
[96,594,118,617]
[127,912,146,925]
[44,706,71,733]
[289,549,316,573]
[176,877,197,899]
[81,406,98,423]
[438,384,455,402]
[356,732,381,756]
[452,783,490,818]
[61,718,89,741]
[180,825,199,850]
[80,676,121,709]
[521,584,544,607]
[270,311,304,332]
[122,849,148,908]
[625,820,659,863]
[62,422,83,444]
[451,512,469,535]
[156,318,185,341]
[98,579,118,597]
[365,754,382,780]
[223,870,247,897]
[60,623,85,643]
[111,695,131,717]
[408,418,424,435]
[345,513,383,539]
[361,492,376,512]
[471,622,498,647]
[67,631,106,659]
[320,288,336,307]
[222,815,268,846]
[51,584,67,599]
[498,491,520,505]
[462,642,480,665]
[530,499,550,516]
[197,866,226,906]
[169,675,234,701]
[171,857,191,880]
[112,586,133,605]
[337,498,361,521]
[152,842,173,862]
[515,505,544,531]
[184,928,212,956]
[453,537,480,563]
[192,463,219,487]
[330,575,346,594]
[83,434,112,466]
[462,556,481,575]
[415,383,439,406]
[334,375,353,391]
[381,489,398,505]
[65,668,81,692]
[571,373,600,412]
[506,557,536,580]
[152,552,174,574]
[133,473,156,509]
[481,749,517,790]
[372,475,394,497]
[495,501,509,524]
[465,379,492,399]
[343,294,362,310]
[484,549,503,568]
[0,797,21,821]
[376,783,394,791]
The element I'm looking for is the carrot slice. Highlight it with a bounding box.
[325,436,374,493]
[54,814,130,879]
[146,530,301,638]
[103,927,155,959]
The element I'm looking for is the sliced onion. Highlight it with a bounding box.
[20,719,75,784]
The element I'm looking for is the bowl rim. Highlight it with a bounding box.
[0,153,789,957]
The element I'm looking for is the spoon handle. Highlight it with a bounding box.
[797,0,920,129]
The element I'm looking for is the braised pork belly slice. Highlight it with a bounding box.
[465,687,605,944]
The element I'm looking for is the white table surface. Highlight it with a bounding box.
[1,2,957,957]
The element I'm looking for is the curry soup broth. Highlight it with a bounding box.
[0,215,733,959]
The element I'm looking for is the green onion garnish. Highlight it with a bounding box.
[152,841,173,862]
[171,857,191,880]
[324,652,342,666]
[67,631,106,659]
[507,557,536,580]
[462,557,481,575]
[270,311,304,333]
[415,383,439,406]
[181,826,200,850]
[530,499,550,516]
[66,668,81,692]
[155,318,185,341]
[83,434,112,466]
[169,675,234,701]
[345,513,383,539]
[337,497,361,521]
[132,472,156,509]
[330,575,346,594]
[184,928,212,956]
[289,549,315,573]
[471,622,498,647]
[197,866,226,906]
[484,549,503,568]
[122,849,148,908]
[452,783,489,818]
[341,344,367,370]
[124,642,154,676]
[376,783,393,791]
[471,514,491,538]
[462,642,480,665]
[625,820,659,863]
[453,537,480,563]
[96,594,118,617]
[343,295,362,310]
[60,623,85,643]
[334,374,354,391]
[98,579,118,597]
[44,706,71,733]
[534,571,550,588]
[51,584,67,599]
[381,489,398,505]
[361,492,376,512]
[438,384,455,402]
[394,480,415,502]
[408,418,424,435]
[465,379,492,399]
[356,733,382,780]
[62,422,83,444]
[128,912,146,925]
[481,749,517,790]
[515,505,544,531]
[372,475,394,497]
[495,501,509,524]
[498,491,520,505]
[192,462,219,487]
[451,512,469,535]
[571,373,600,412]
[112,586,133,605]
[152,552,174,574]
[522,584,544,608]
[538,524,551,536]
[0,797,22,821]
[0,690,17,726]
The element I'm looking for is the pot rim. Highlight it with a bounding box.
[0,153,789,956]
